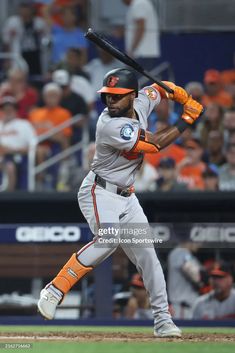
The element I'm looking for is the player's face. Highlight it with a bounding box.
[210,275,233,297]
[106,92,135,117]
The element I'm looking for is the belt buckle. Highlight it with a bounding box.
[120,185,135,197]
[120,189,130,197]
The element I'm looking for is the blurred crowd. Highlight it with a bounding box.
[139,68,235,193]
[0,1,235,191]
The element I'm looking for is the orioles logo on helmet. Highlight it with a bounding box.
[107,76,119,87]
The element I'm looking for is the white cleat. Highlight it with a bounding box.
[154,322,182,338]
[37,288,60,320]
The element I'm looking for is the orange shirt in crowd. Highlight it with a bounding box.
[178,162,206,190]
[221,69,235,85]
[29,106,72,137]
[145,144,186,167]
[202,91,233,109]
[37,0,76,25]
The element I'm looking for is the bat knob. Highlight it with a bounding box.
[85,28,93,38]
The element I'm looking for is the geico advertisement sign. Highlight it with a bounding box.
[190,226,235,242]
[16,226,81,242]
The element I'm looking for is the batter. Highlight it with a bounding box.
[37,68,203,337]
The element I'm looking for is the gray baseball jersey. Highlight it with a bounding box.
[167,247,200,307]
[193,289,235,319]
[91,86,161,188]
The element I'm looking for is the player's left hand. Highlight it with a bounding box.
[181,96,204,124]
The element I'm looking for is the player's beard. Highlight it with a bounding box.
[108,101,133,118]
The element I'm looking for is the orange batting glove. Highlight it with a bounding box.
[182,96,204,124]
[164,81,189,104]
[152,81,188,104]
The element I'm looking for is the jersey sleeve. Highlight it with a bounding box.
[135,85,161,118]
[101,119,140,151]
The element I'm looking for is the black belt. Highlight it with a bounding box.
[94,174,134,197]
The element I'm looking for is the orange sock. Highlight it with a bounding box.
[52,253,92,294]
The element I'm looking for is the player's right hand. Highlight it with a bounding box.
[162,81,189,104]
[181,96,204,124]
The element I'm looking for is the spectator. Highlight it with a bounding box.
[41,0,88,29]
[0,96,36,191]
[134,160,158,192]
[202,69,233,109]
[53,68,97,140]
[122,0,160,71]
[185,81,204,103]
[219,144,235,191]
[205,130,226,167]
[85,48,121,99]
[52,70,88,116]
[0,68,38,119]
[223,109,235,145]
[178,138,207,190]
[156,157,187,191]
[2,1,48,76]
[125,273,152,319]
[29,82,72,149]
[145,121,186,168]
[44,5,88,64]
[196,103,224,148]
[148,99,179,133]
[193,263,235,319]
[228,131,235,145]
[202,165,219,191]
[221,62,235,87]
[56,47,90,78]
[51,69,89,143]
[52,69,94,111]
[168,242,202,319]
[221,55,235,102]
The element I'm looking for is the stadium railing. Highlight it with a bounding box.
[27,114,89,191]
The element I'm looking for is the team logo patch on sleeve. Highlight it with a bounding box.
[120,124,134,140]
[144,87,158,100]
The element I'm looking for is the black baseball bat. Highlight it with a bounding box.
[85,28,174,94]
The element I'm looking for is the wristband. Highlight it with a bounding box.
[174,119,189,133]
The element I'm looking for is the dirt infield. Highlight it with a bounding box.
[0,331,234,343]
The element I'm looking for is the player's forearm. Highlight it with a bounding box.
[147,126,183,151]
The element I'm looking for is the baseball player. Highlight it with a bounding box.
[193,263,235,319]
[37,68,203,337]
[168,243,202,319]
